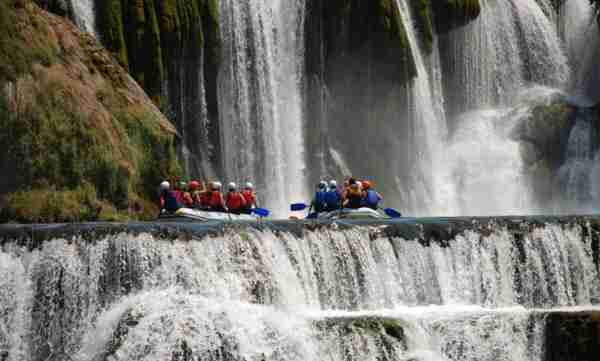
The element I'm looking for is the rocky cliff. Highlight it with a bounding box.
[0,0,181,222]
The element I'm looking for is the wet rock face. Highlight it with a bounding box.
[431,0,481,34]
[545,312,600,361]
[34,0,74,19]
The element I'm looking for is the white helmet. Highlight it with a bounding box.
[245,182,254,190]
[228,182,237,191]
[356,181,363,189]
[160,181,170,191]
[329,180,337,189]
[318,180,327,190]
[213,181,222,190]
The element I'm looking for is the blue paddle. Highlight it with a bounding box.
[291,203,308,211]
[384,208,402,219]
[251,208,270,217]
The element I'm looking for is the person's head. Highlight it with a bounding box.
[362,180,371,190]
[212,181,222,191]
[329,180,337,190]
[348,177,356,185]
[350,183,359,191]
[318,180,327,190]
[356,181,362,190]
[245,182,254,190]
[189,180,200,191]
[160,181,170,192]
[228,182,237,192]
[180,181,188,191]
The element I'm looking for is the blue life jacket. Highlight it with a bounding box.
[365,190,380,209]
[314,191,327,212]
[325,190,341,210]
[162,190,182,213]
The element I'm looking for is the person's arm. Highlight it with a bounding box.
[377,192,383,201]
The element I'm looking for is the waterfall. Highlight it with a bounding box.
[394,0,456,216]
[71,0,97,36]
[441,0,569,116]
[0,219,598,360]
[218,0,308,216]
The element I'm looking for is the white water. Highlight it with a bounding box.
[218,0,308,216]
[71,0,97,36]
[1,222,597,360]
[442,0,569,114]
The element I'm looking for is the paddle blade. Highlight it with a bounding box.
[384,208,402,218]
[291,203,308,211]
[251,208,270,217]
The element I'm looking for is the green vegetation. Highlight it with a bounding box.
[97,0,129,69]
[0,1,182,223]
[431,0,481,33]
[410,0,434,53]
[95,0,221,106]
[0,0,58,82]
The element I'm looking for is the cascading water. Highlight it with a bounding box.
[71,0,97,36]
[394,0,456,216]
[441,0,569,116]
[0,218,599,360]
[218,0,308,216]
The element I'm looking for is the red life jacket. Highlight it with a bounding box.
[209,192,225,209]
[226,192,246,211]
[182,192,194,207]
[241,190,256,207]
[200,191,212,207]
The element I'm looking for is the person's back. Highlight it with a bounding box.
[241,182,257,214]
[361,181,382,210]
[209,182,226,212]
[312,181,328,213]
[159,181,181,213]
[325,189,341,211]
[364,189,382,210]
[344,184,362,209]
[225,183,246,214]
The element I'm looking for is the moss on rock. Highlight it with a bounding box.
[0,1,181,223]
[431,0,481,34]
[0,0,59,82]
[93,0,220,110]
[410,0,434,53]
[97,0,129,69]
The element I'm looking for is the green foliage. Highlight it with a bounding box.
[94,0,221,106]
[122,0,164,104]
[410,0,433,54]
[199,0,221,68]
[375,0,417,83]
[97,0,129,69]
[1,183,101,223]
[0,0,58,82]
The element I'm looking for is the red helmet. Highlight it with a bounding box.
[362,180,372,190]
[189,180,200,191]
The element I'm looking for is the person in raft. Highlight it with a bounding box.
[241,182,258,214]
[159,181,182,214]
[360,180,383,210]
[225,182,247,214]
[207,181,227,212]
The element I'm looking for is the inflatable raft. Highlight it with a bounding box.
[315,207,388,220]
[159,208,257,222]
